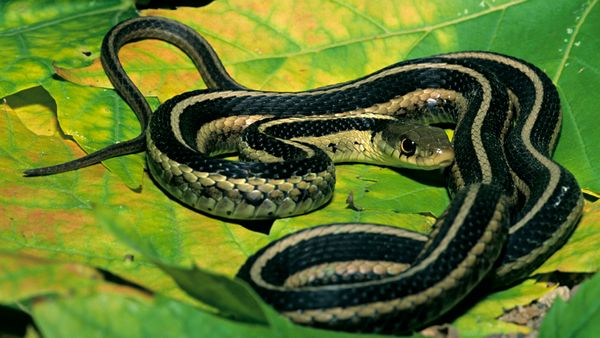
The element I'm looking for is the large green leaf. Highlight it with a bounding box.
[2,0,600,337]
[0,0,136,98]
[32,292,413,338]
[550,0,600,193]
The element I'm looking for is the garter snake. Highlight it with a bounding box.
[24,17,584,333]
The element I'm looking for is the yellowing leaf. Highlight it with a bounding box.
[54,41,206,102]
[0,104,267,303]
[0,252,102,303]
[41,78,147,189]
[536,200,600,274]
[3,86,57,136]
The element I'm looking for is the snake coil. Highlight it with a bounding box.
[25,17,583,333]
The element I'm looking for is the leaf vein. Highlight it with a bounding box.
[227,0,527,65]
[561,92,594,176]
[326,0,389,33]
[553,0,598,83]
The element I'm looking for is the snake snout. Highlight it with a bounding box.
[434,147,455,168]
[417,146,454,169]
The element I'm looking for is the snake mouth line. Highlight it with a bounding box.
[432,148,456,168]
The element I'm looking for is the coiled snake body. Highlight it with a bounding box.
[26,17,583,333]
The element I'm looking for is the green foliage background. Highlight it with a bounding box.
[1,0,599,337]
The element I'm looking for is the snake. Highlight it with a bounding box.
[24,16,584,333]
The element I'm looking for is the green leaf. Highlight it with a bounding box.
[54,36,209,102]
[157,264,269,325]
[271,164,443,238]
[32,293,411,338]
[32,294,271,338]
[539,272,600,338]
[550,0,600,193]
[97,207,270,325]
[0,0,136,98]
[42,79,148,189]
[0,103,269,303]
[2,0,600,337]
[3,86,57,136]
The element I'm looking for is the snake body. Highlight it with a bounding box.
[25,17,583,333]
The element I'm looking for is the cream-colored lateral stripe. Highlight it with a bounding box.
[167,63,484,153]
[495,194,582,278]
[255,113,397,132]
[283,260,412,288]
[443,52,562,235]
[249,224,429,290]
[169,91,266,150]
[250,185,481,291]
[462,71,493,183]
[282,193,506,322]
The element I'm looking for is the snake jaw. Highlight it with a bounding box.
[397,146,454,170]
[428,146,455,169]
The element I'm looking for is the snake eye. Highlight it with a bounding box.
[400,137,416,156]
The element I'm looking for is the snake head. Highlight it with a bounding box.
[378,122,454,170]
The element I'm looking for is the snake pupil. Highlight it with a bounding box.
[400,137,416,156]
